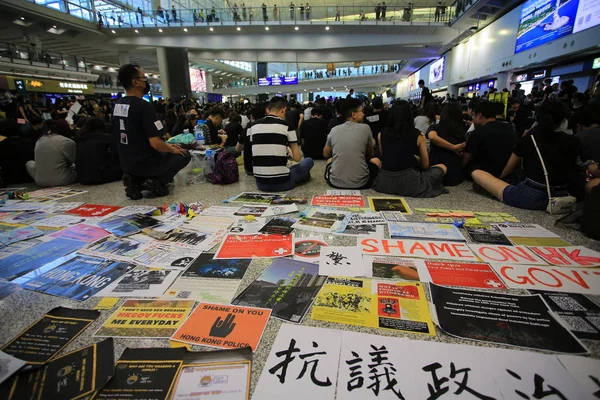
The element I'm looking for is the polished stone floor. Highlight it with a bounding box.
[1,159,598,396]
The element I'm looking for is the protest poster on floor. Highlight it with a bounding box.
[233,258,326,323]
[259,216,297,235]
[388,222,466,242]
[79,235,148,262]
[465,224,512,245]
[94,269,181,298]
[93,347,186,400]
[429,284,588,353]
[229,217,267,234]
[0,280,21,300]
[0,339,114,400]
[262,203,298,216]
[528,245,600,267]
[14,254,135,301]
[228,192,284,204]
[0,226,43,246]
[531,290,600,341]
[311,195,365,208]
[491,263,600,294]
[31,215,88,229]
[558,355,600,398]
[414,260,507,290]
[319,246,365,277]
[199,206,240,218]
[292,207,352,233]
[170,348,252,400]
[95,299,194,338]
[367,197,412,214]
[293,235,327,263]
[66,204,121,217]
[234,204,269,217]
[214,234,293,259]
[360,238,478,262]
[39,202,85,213]
[311,278,435,335]
[496,223,571,246]
[468,243,548,265]
[0,352,25,386]
[252,324,342,399]
[98,214,161,237]
[162,253,251,303]
[50,223,110,243]
[339,214,385,237]
[171,303,271,351]
[1,307,99,365]
[363,255,421,281]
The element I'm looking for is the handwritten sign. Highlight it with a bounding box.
[491,264,600,294]
[468,244,547,265]
[528,246,600,267]
[361,238,476,261]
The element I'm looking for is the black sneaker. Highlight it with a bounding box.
[123,174,143,200]
[141,178,169,198]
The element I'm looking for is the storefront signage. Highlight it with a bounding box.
[532,70,547,79]
[7,77,94,94]
[515,73,529,82]
[593,57,600,70]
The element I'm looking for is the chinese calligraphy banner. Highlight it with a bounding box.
[319,246,365,277]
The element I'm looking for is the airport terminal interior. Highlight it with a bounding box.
[0,0,600,398]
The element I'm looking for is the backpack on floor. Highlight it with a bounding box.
[207,151,239,184]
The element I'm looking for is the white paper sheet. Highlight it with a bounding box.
[32,214,89,228]
[0,202,45,212]
[262,203,299,216]
[0,351,26,385]
[380,211,407,222]
[253,324,342,399]
[326,190,362,196]
[229,218,267,234]
[319,246,365,277]
[186,215,236,232]
[108,205,157,217]
[151,214,187,233]
[94,268,181,297]
[200,206,240,218]
[468,243,548,265]
[40,202,85,213]
[171,362,250,399]
[557,355,600,399]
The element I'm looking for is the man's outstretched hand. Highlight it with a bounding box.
[209,313,236,338]
[168,143,187,156]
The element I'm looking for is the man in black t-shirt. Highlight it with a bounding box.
[463,101,516,177]
[204,107,225,146]
[300,107,329,159]
[113,64,190,200]
[418,79,432,109]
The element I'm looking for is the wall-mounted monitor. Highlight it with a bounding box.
[429,58,445,85]
[515,0,600,54]
[189,68,207,92]
[515,73,529,82]
[258,77,298,86]
[593,57,600,69]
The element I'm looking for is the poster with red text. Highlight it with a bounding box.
[415,260,507,289]
[215,234,293,259]
[491,264,600,295]
[360,238,477,262]
[468,244,548,265]
[528,246,600,268]
[311,195,365,208]
[66,204,122,217]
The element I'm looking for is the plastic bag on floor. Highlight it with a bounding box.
[174,151,206,186]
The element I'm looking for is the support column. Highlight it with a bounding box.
[205,72,213,92]
[156,47,191,99]
[118,52,130,66]
[495,72,510,92]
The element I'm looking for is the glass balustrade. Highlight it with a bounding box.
[0,42,88,73]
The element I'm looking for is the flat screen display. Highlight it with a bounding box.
[515,0,600,54]
[189,68,207,92]
[429,58,445,84]
[257,77,298,86]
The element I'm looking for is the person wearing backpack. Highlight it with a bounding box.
[248,97,314,191]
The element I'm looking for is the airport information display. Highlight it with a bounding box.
[258,77,299,86]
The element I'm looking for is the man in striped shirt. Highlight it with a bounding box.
[249,97,314,191]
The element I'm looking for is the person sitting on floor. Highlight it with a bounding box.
[323,98,381,189]
[300,107,330,159]
[426,103,467,186]
[76,117,123,185]
[248,96,314,191]
[26,119,78,187]
[223,111,243,157]
[374,100,447,197]
[472,100,581,210]
[463,101,517,178]
[236,106,266,176]
[0,119,35,184]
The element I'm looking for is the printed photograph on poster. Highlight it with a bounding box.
[229,217,266,234]
[79,236,147,261]
[311,277,435,335]
[3,339,114,400]
[252,324,342,399]
[258,217,297,235]
[360,238,478,262]
[340,217,384,237]
[2,210,49,224]
[388,221,465,241]
[95,299,194,338]
[234,204,269,217]
[98,213,161,237]
[0,202,45,212]
[228,192,284,204]
[292,207,351,233]
[66,204,122,217]
[380,210,408,221]
[14,254,135,301]
[94,347,186,399]
[162,254,251,303]
[0,238,44,260]
[1,307,100,365]
[319,246,365,277]
[468,243,547,265]
[50,223,110,243]
[262,203,299,216]
[348,213,386,225]
[233,258,327,323]
[215,234,293,259]
[496,223,571,246]
[0,226,43,246]
[311,195,365,208]
[429,283,588,353]
[415,259,507,289]
[293,235,327,263]
[531,290,600,341]
[162,227,215,249]
[131,243,201,270]
[528,245,600,267]
[0,280,21,300]
[368,197,412,214]
[94,269,180,298]
[363,255,420,280]
[491,263,600,294]
[32,215,88,229]
[108,205,157,217]
[171,303,271,351]
[465,224,512,245]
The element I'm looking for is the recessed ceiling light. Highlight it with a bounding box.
[135,29,139,33]
[158,28,163,32]
[236,27,241,31]
[265,26,269,30]
[294,26,299,30]
[183,28,188,32]
[209,27,214,31]
[20,17,25,20]
[53,25,57,29]
[325,26,330,30]
[331,87,333,89]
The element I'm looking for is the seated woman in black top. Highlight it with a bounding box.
[426,103,467,186]
[472,101,580,210]
[0,119,35,184]
[224,112,243,157]
[76,117,123,185]
[374,100,447,197]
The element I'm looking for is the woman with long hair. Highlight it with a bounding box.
[414,102,437,134]
[426,102,467,186]
[472,100,580,209]
[374,100,447,197]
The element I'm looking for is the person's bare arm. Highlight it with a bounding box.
[297,113,304,131]
[323,145,332,158]
[18,105,28,122]
[428,130,465,155]
[149,136,186,155]
[462,151,473,167]
[289,142,301,162]
[377,132,383,157]
[417,134,429,169]
[499,153,521,179]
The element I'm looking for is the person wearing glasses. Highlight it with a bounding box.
[113,64,190,200]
